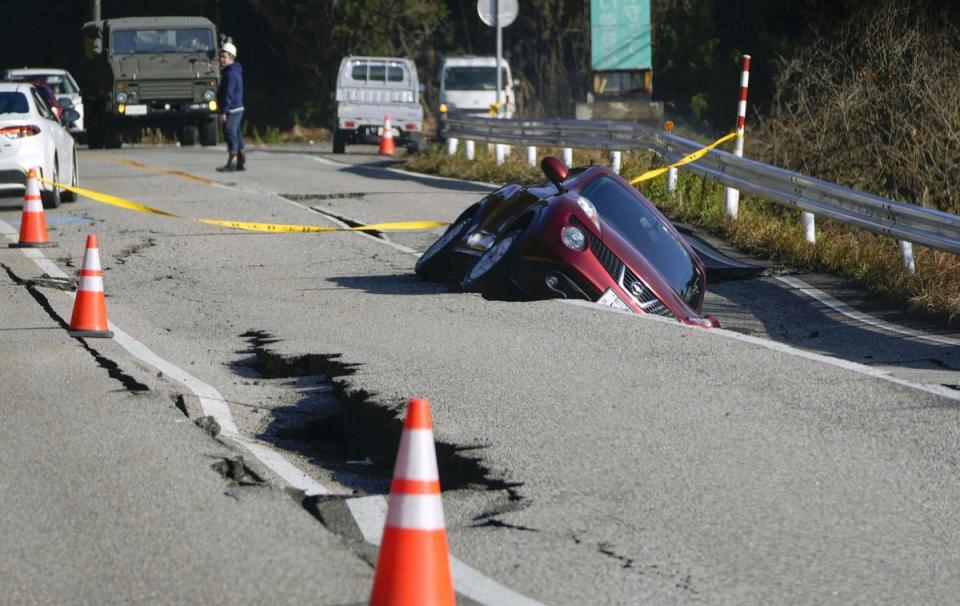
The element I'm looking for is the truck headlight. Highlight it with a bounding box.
[115,91,128,103]
[203,89,216,101]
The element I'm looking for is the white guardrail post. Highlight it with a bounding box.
[465,140,475,161]
[447,137,458,156]
[725,54,751,219]
[899,241,917,275]
[610,151,622,174]
[527,146,537,167]
[563,147,573,167]
[665,121,678,192]
[495,143,506,166]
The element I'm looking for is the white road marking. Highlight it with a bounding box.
[563,299,960,402]
[776,275,960,347]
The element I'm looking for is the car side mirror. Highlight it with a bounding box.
[61,108,80,124]
[541,156,568,192]
[57,97,74,109]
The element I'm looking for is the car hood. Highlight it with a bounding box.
[111,53,219,80]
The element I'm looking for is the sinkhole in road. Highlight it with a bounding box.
[234,329,523,498]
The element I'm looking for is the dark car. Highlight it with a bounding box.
[416,156,719,328]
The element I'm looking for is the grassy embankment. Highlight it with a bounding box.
[406,144,960,327]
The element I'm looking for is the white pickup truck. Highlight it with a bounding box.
[333,56,424,154]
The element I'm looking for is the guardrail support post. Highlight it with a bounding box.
[610,151,622,174]
[563,147,573,167]
[465,140,475,161]
[725,55,751,219]
[667,167,678,192]
[495,143,506,166]
[802,212,816,244]
[447,137,458,156]
[526,146,537,167]
[899,241,916,275]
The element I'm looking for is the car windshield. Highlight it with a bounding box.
[112,28,214,54]
[443,66,508,91]
[0,92,29,114]
[579,175,702,307]
[8,74,77,95]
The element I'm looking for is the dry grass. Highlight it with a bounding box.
[406,145,960,326]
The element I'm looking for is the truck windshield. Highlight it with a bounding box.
[443,67,508,91]
[112,28,214,54]
[579,175,702,307]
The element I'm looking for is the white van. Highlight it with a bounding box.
[438,56,516,118]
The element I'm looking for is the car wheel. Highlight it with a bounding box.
[460,228,524,299]
[332,128,346,154]
[199,118,218,146]
[40,160,61,209]
[62,150,78,202]
[415,205,478,282]
[179,125,198,146]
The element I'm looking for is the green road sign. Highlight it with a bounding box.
[591,0,651,71]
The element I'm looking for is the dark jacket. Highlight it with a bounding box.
[218,62,244,112]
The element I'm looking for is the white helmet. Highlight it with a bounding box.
[221,42,237,57]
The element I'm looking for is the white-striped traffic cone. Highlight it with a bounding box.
[370,398,455,605]
[9,168,56,248]
[68,234,113,338]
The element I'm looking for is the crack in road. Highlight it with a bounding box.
[2,263,149,392]
[233,329,524,496]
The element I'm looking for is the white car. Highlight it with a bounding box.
[0,82,79,208]
[3,68,84,137]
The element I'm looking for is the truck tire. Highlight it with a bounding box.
[406,132,426,154]
[332,128,346,154]
[179,125,198,146]
[105,129,123,149]
[199,118,218,146]
[86,124,105,149]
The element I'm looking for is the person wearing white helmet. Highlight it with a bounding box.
[217,40,246,171]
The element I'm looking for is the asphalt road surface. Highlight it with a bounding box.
[2,143,958,605]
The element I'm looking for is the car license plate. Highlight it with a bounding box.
[597,288,630,311]
[125,104,147,116]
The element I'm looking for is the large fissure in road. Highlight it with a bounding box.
[234,329,524,500]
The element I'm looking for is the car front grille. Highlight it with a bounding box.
[139,80,194,100]
[574,218,675,318]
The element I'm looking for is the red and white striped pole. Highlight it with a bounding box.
[725,54,751,218]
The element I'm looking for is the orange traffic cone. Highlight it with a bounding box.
[379,115,396,156]
[9,168,56,249]
[68,234,113,338]
[370,398,455,606]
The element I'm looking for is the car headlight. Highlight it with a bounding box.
[115,91,128,103]
[203,89,216,101]
[576,195,600,232]
[561,225,587,251]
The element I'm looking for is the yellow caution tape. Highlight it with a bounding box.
[37,179,448,233]
[630,131,740,185]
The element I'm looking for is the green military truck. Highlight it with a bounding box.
[80,16,221,149]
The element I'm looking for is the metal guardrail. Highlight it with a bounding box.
[444,115,960,256]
